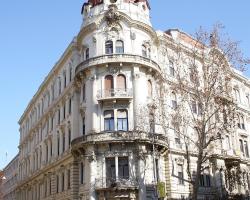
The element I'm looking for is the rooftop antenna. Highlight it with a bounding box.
[5,152,8,162]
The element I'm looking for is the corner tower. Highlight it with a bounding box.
[81,0,151,27]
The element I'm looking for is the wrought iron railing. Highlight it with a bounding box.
[97,88,133,99]
[95,177,138,189]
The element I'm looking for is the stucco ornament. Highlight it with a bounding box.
[105,4,121,27]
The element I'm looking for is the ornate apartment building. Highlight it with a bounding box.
[11,0,250,199]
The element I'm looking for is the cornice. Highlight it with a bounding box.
[19,41,75,125]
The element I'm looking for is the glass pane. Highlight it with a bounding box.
[117,119,123,131]
[123,119,128,131]
[104,119,110,131]
[110,118,114,131]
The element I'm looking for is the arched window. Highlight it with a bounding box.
[147,80,152,97]
[104,110,114,131]
[105,75,114,97]
[142,45,147,57]
[85,48,89,59]
[105,40,113,54]
[116,40,124,53]
[117,109,128,131]
[241,116,245,130]
[117,74,126,90]
[171,92,177,109]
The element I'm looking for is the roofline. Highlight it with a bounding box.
[2,153,19,171]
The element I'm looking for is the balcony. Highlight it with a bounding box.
[71,131,169,149]
[95,177,138,191]
[97,88,133,101]
[75,54,161,75]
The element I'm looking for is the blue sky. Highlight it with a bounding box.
[0,0,249,169]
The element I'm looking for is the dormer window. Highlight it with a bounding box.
[105,40,113,54]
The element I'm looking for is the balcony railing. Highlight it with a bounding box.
[75,54,161,75]
[71,131,169,148]
[95,177,138,190]
[97,88,133,100]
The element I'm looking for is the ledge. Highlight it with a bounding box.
[71,131,168,149]
[75,54,161,75]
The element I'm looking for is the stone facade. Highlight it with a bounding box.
[3,0,249,200]
[1,155,19,200]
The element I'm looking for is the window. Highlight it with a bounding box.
[82,84,86,101]
[67,169,71,189]
[104,110,114,131]
[58,77,61,95]
[191,101,202,115]
[142,45,147,57]
[63,72,67,88]
[85,48,89,59]
[169,61,175,77]
[240,139,244,154]
[171,92,177,109]
[69,98,72,115]
[80,163,84,184]
[63,104,66,119]
[116,74,126,90]
[199,174,205,187]
[177,164,184,185]
[106,158,116,182]
[56,175,59,193]
[244,141,249,158]
[68,129,71,147]
[105,75,114,97]
[200,174,211,187]
[57,136,60,156]
[51,116,54,131]
[105,40,113,54]
[69,67,73,82]
[117,110,128,131]
[147,80,152,97]
[62,172,65,191]
[191,101,197,114]
[225,135,231,150]
[155,159,159,182]
[234,88,240,102]
[116,40,124,53]
[246,94,250,106]
[57,109,60,125]
[46,143,48,163]
[62,133,65,152]
[118,157,129,179]
[241,116,245,130]
[82,117,85,135]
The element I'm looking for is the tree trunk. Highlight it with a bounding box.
[192,152,203,200]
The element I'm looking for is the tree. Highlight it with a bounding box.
[164,24,250,200]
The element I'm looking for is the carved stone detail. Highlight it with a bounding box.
[105,5,121,27]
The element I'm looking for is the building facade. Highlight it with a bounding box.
[13,0,250,200]
[1,155,19,200]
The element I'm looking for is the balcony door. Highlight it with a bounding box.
[105,75,114,97]
[117,74,126,91]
